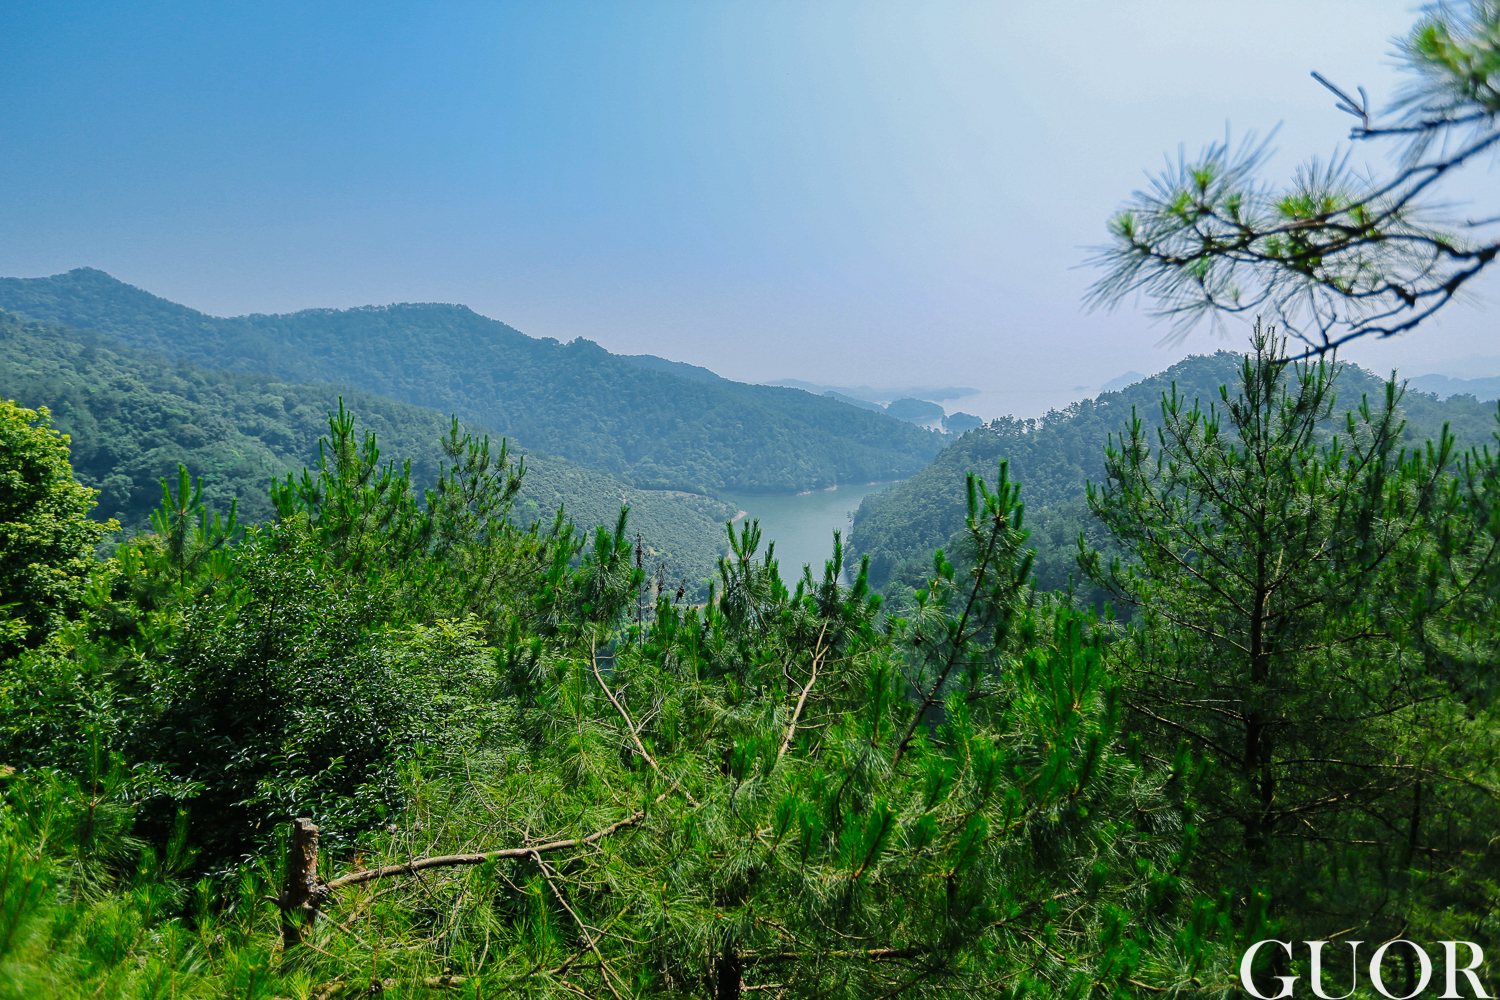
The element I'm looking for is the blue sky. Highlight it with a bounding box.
[1,1,1493,417]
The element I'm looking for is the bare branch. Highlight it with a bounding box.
[1311,71,1370,132]
[535,855,627,1000]
[319,810,646,895]
[778,624,828,762]
[591,640,700,807]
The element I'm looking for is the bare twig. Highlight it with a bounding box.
[592,640,700,806]
[319,811,646,896]
[535,854,626,1000]
[778,625,828,762]
[742,946,930,965]
[1311,71,1370,132]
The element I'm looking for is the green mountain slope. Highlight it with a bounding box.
[619,353,726,383]
[0,311,734,593]
[0,269,942,493]
[1407,372,1500,401]
[851,351,1500,593]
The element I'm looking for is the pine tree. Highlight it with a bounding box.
[1080,326,1500,987]
[1089,0,1500,355]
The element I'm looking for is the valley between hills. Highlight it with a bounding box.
[2,267,1496,601]
[6,265,1500,997]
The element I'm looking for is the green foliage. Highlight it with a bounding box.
[0,399,117,658]
[132,536,424,865]
[208,465,1213,998]
[0,268,945,494]
[0,321,1495,997]
[1082,328,1500,991]
[0,309,734,595]
[0,415,1233,995]
[851,351,1500,602]
[0,764,263,999]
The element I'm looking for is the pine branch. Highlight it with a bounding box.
[893,494,1012,766]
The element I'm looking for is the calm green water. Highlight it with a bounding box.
[719,483,896,585]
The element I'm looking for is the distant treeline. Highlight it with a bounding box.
[0,268,944,494]
[0,311,734,594]
[851,350,1500,602]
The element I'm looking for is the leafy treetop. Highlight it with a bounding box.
[0,399,116,657]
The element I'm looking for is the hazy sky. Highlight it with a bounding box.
[1,1,1494,417]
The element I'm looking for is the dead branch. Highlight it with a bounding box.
[778,625,828,762]
[318,810,645,896]
[742,946,930,965]
[591,640,700,806]
[536,854,627,1000]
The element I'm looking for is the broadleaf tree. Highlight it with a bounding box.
[0,399,117,658]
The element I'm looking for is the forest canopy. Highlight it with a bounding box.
[850,350,1500,601]
[0,268,944,495]
[0,326,1496,998]
[0,309,735,595]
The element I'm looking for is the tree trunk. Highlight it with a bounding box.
[280,817,320,947]
[715,947,742,1000]
[1245,579,1285,994]
[1401,781,1424,997]
[1243,578,1274,880]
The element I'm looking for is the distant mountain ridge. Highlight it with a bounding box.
[807,388,984,435]
[0,269,943,495]
[0,310,734,593]
[850,351,1500,595]
[1098,370,1146,393]
[765,378,979,402]
[619,354,725,383]
[1406,373,1500,401]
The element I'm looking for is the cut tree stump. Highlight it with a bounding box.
[280,817,320,947]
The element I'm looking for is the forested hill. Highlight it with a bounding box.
[0,310,735,593]
[851,350,1500,593]
[0,269,943,493]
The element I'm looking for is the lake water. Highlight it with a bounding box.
[719,482,896,585]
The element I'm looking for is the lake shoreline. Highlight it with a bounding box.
[725,478,907,500]
[718,482,900,583]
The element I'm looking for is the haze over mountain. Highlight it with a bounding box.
[764,379,979,403]
[0,310,736,592]
[0,269,943,495]
[5,2,1491,415]
[1405,373,1500,402]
